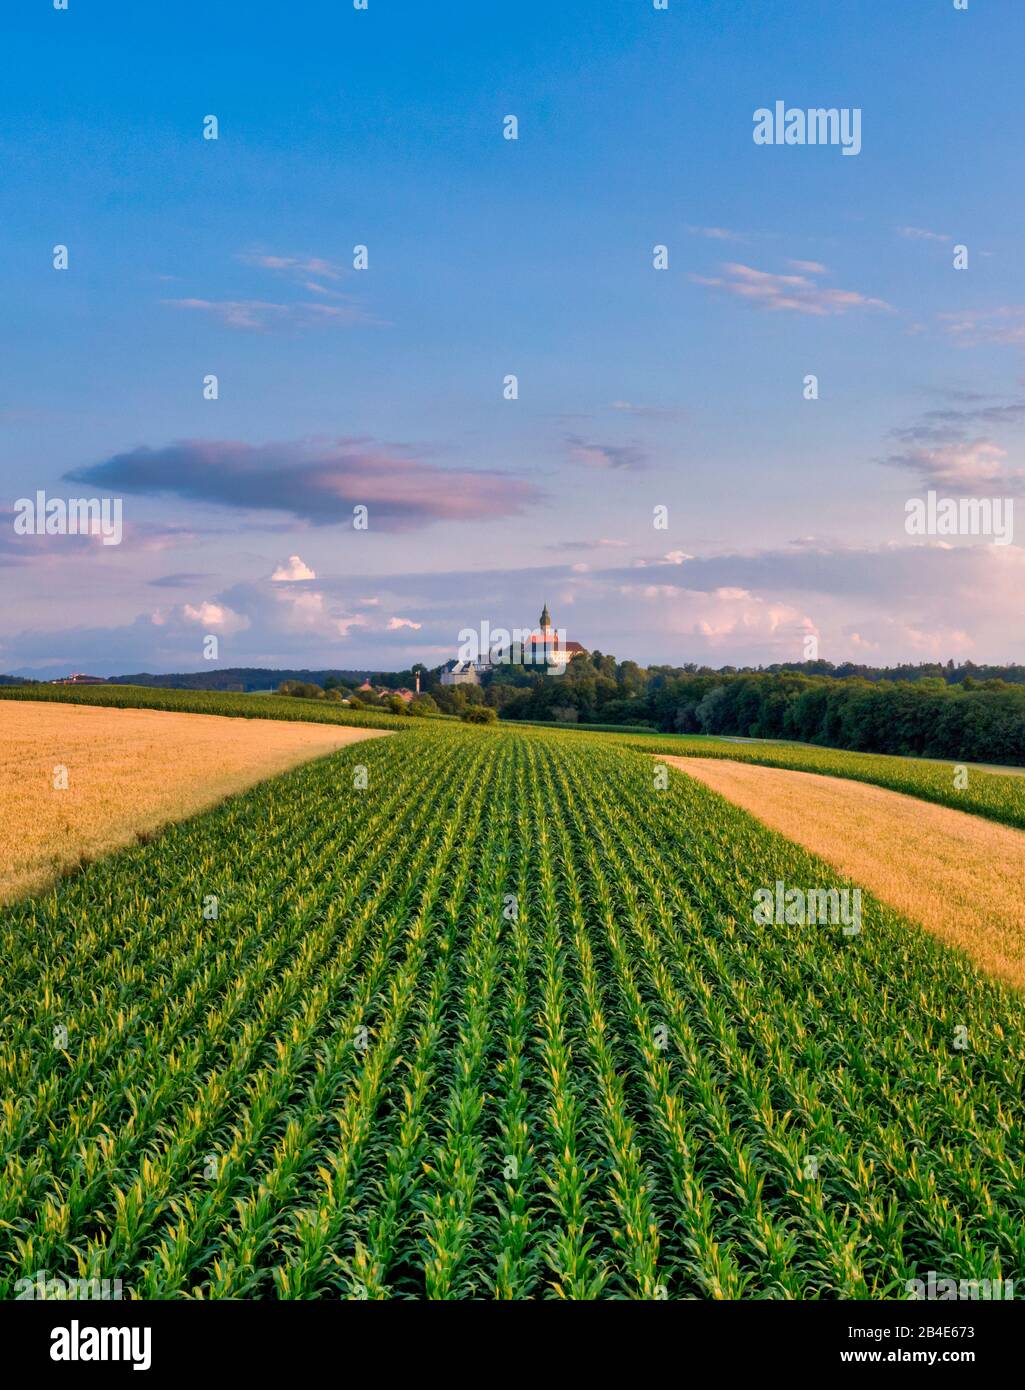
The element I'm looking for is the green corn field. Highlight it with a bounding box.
[1,722,1023,1300]
[622,731,1025,834]
[7,681,1023,831]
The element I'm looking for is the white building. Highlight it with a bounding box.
[439,603,587,684]
[439,659,485,686]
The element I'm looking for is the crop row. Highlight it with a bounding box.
[1,724,1022,1297]
[613,730,1025,833]
[8,681,1023,833]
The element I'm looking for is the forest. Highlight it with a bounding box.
[460,656,1025,765]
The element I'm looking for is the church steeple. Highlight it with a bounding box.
[539,601,551,631]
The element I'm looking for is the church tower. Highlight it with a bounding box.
[539,602,552,633]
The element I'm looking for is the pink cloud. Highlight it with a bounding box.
[692,262,892,316]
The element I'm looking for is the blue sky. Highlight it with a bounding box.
[3,0,1024,675]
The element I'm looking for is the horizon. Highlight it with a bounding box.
[11,652,1025,688]
[3,1,1023,675]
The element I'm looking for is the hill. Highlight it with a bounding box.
[107,668,388,692]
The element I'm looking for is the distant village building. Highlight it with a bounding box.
[441,603,587,684]
[440,660,483,687]
[51,673,107,685]
[357,678,416,701]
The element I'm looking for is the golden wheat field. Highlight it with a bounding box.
[664,755,1025,990]
[0,700,390,902]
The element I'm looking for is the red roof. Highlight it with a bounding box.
[526,634,586,654]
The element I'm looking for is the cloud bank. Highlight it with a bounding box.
[67,439,542,531]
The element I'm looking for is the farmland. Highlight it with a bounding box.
[0,682,410,731]
[663,754,1025,991]
[2,721,1024,1299]
[0,699,390,903]
[9,682,1025,832]
[615,731,1025,834]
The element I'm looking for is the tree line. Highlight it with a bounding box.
[479,655,1025,765]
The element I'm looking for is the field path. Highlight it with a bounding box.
[661,754,1025,990]
[0,700,391,902]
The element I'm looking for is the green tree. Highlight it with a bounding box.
[461,706,498,724]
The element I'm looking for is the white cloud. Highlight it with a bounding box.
[686,225,747,242]
[277,588,365,638]
[387,616,422,630]
[10,541,1025,677]
[565,435,647,470]
[847,617,974,659]
[884,439,1025,493]
[939,306,1025,347]
[271,554,316,582]
[182,601,250,633]
[897,226,949,243]
[619,582,812,650]
[692,262,892,316]
[239,251,344,280]
[608,401,684,421]
[162,298,376,331]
